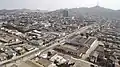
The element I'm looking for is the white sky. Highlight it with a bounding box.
[0,0,119,10]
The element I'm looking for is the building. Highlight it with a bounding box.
[89,45,104,63]
[18,60,43,67]
[18,58,54,67]
[0,53,7,61]
[50,54,67,65]
[54,35,97,58]
[63,10,68,17]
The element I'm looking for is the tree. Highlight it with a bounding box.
[47,51,52,56]
[54,60,58,64]
[80,33,84,36]
[118,60,120,65]
[90,64,94,67]
[105,45,109,48]
[86,35,89,38]
[117,56,120,60]
[86,33,89,38]
[69,62,75,66]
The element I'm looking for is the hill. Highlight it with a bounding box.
[54,6,120,20]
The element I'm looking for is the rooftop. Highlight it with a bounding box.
[66,36,88,47]
[36,58,51,67]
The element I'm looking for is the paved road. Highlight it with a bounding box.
[28,24,94,60]
[0,24,93,67]
[71,57,98,67]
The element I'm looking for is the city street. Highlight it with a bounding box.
[0,24,93,67]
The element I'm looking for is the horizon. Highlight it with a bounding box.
[0,6,119,11]
[0,0,120,11]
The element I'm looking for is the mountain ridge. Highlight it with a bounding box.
[54,6,120,19]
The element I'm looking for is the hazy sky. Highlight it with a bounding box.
[0,0,119,10]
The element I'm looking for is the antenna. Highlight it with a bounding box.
[97,0,99,6]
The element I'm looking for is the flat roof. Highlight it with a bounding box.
[85,38,96,47]
[55,46,78,53]
[36,58,51,67]
[0,37,9,43]
[63,44,78,51]
[72,60,94,67]
[96,45,104,52]
[18,60,42,67]
[66,36,88,47]
[54,45,88,55]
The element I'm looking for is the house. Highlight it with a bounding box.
[5,48,16,59]
[50,54,67,65]
[0,53,7,61]
[89,45,104,63]
[23,45,35,51]
[14,46,26,55]
[18,60,44,67]
[0,37,9,43]
[89,51,99,63]
[36,58,52,67]
[4,41,23,46]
